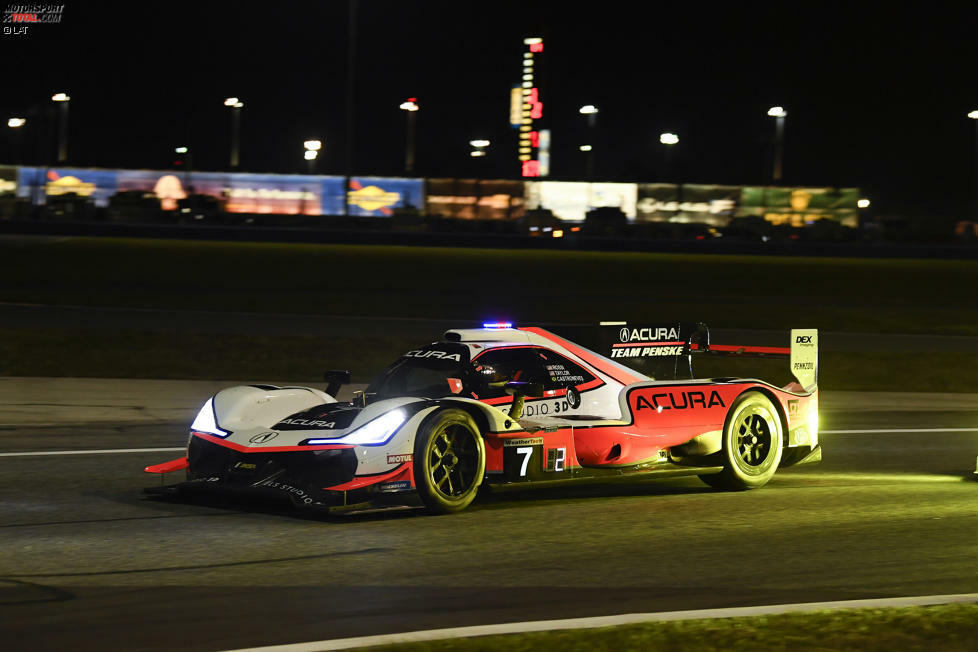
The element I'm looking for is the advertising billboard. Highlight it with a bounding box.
[346,177,424,217]
[525,181,637,222]
[0,166,16,196]
[17,167,118,207]
[739,186,859,227]
[636,183,740,226]
[425,179,525,220]
[117,170,337,215]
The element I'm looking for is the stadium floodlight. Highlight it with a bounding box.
[303,140,322,151]
[580,145,592,152]
[7,118,26,128]
[304,150,318,160]
[175,146,188,154]
[968,111,978,120]
[767,106,787,117]
[660,132,679,145]
[857,199,870,208]
[399,99,419,112]
[51,93,70,102]
[579,105,599,115]
[469,139,490,148]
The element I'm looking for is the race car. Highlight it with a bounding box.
[145,322,821,514]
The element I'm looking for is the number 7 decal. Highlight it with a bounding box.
[516,447,533,477]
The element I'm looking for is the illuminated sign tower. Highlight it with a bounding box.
[514,36,549,177]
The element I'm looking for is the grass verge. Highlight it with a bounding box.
[362,604,978,651]
[4,236,978,389]
[4,327,978,391]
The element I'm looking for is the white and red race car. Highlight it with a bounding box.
[146,322,820,514]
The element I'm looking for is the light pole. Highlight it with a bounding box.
[174,146,192,187]
[303,140,321,174]
[660,132,680,210]
[224,97,244,169]
[768,106,787,183]
[969,111,978,218]
[51,93,69,163]
[399,98,418,175]
[579,105,598,179]
[7,118,25,164]
[468,139,490,215]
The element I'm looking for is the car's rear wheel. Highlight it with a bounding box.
[413,409,485,514]
[700,391,783,490]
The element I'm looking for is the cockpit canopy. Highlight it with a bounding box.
[366,342,598,401]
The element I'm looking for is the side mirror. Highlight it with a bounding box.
[323,369,352,398]
[504,381,544,420]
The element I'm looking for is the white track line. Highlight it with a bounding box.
[822,428,978,434]
[221,593,978,652]
[0,447,184,457]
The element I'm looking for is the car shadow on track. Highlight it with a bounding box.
[139,489,426,524]
[471,476,715,511]
[135,475,719,522]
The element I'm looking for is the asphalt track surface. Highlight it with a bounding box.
[1,379,977,651]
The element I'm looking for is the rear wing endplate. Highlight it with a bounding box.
[789,328,818,392]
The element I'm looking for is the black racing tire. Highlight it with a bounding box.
[700,391,784,490]
[413,408,486,514]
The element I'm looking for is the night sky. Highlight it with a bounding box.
[3,1,978,216]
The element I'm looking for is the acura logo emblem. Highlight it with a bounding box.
[249,432,279,444]
[619,327,630,342]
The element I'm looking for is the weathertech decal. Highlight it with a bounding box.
[635,390,726,410]
[503,437,545,447]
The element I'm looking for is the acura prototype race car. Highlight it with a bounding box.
[146,322,821,514]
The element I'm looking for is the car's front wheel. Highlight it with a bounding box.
[413,409,486,514]
[700,391,784,490]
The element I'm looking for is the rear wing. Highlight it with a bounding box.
[597,322,818,390]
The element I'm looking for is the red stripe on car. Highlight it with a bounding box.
[192,432,355,452]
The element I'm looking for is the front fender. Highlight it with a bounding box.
[212,385,335,432]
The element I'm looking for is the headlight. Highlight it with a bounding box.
[307,409,407,446]
[190,398,229,438]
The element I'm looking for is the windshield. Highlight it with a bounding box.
[366,343,471,400]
